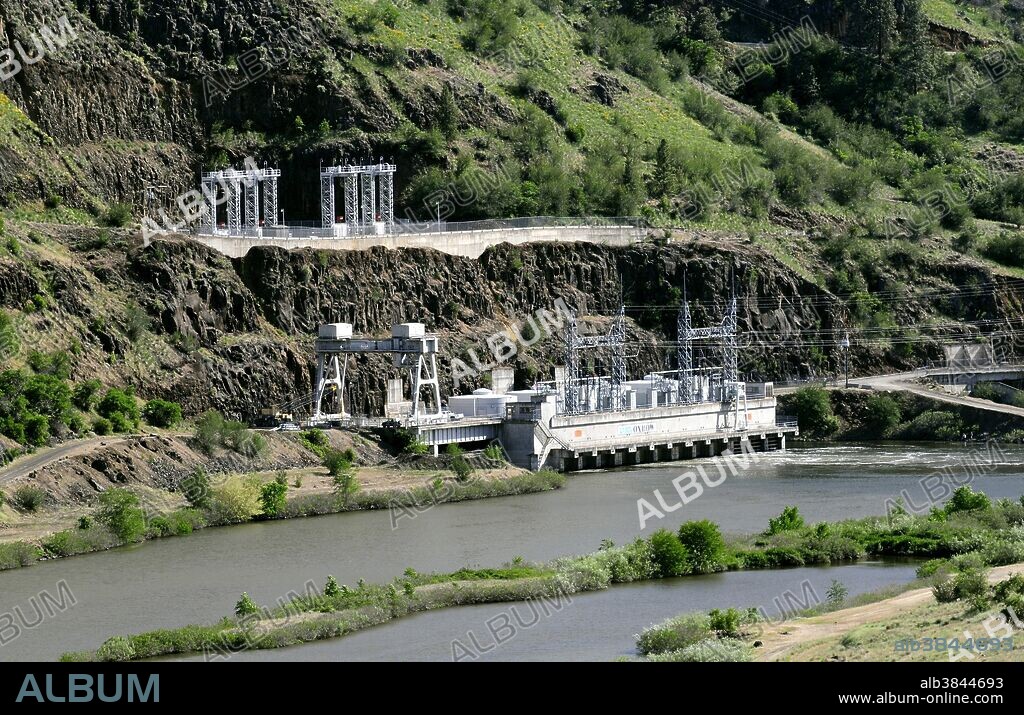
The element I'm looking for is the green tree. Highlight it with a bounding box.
[789,387,840,438]
[437,84,459,140]
[865,394,901,436]
[23,374,71,425]
[325,575,341,597]
[95,488,146,542]
[767,506,805,535]
[944,486,991,515]
[259,480,288,517]
[142,399,182,428]
[234,592,259,616]
[72,379,103,411]
[97,388,140,427]
[894,0,934,93]
[677,520,726,574]
[649,528,689,577]
[856,0,898,61]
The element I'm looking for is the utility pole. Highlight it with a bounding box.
[840,333,851,388]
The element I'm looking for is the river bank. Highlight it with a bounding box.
[0,464,562,571]
[4,443,1024,662]
[59,485,1024,662]
[753,562,1024,662]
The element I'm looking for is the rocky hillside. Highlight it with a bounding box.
[1,221,1020,423]
[2,0,1024,435]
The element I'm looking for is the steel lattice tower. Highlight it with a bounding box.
[320,172,335,229]
[677,295,694,404]
[723,295,738,398]
[244,176,259,231]
[560,305,627,415]
[610,304,626,410]
[562,313,582,414]
[227,177,242,234]
[360,168,376,229]
[344,171,359,231]
[263,176,278,226]
[378,165,395,230]
[200,174,217,232]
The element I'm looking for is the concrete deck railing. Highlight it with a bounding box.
[193,217,648,258]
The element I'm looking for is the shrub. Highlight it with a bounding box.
[95,488,146,542]
[483,443,504,461]
[97,388,139,427]
[604,538,658,583]
[677,520,726,573]
[259,480,288,517]
[12,484,46,512]
[235,592,259,616]
[787,387,840,438]
[193,411,225,454]
[325,576,341,597]
[452,455,473,482]
[707,608,742,637]
[767,506,805,535]
[167,508,205,535]
[300,428,330,456]
[192,411,265,457]
[92,417,111,436]
[864,395,901,436]
[102,203,132,228]
[944,486,991,515]
[982,232,1024,269]
[636,613,711,655]
[97,636,136,662]
[826,579,849,606]
[0,541,39,569]
[323,449,353,477]
[181,468,211,509]
[142,399,182,428]
[645,638,751,662]
[208,475,262,524]
[148,516,173,537]
[933,568,989,603]
[897,410,964,441]
[649,529,689,577]
[109,412,134,433]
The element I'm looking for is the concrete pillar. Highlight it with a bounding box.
[781,434,786,451]
[432,444,439,456]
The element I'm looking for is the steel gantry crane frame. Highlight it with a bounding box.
[319,162,396,233]
[312,324,442,423]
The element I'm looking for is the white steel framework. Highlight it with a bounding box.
[561,305,627,415]
[312,325,442,423]
[320,162,397,232]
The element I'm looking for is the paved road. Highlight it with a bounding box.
[0,436,133,486]
[858,371,1024,419]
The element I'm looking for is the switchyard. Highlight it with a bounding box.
[308,292,799,472]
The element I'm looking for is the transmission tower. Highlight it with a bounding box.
[561,304,628,415]
[677,280,695,404]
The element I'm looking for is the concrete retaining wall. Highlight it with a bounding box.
[194,225,644,259]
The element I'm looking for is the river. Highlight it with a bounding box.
[1,442,1022,661]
